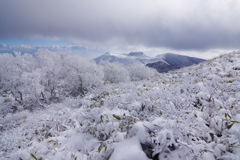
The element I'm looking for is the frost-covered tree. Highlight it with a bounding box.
[0,52,42,112]
[35,50,104,100]
[57,53,104,97]
[99,61,130,84]
[0,50,104,114]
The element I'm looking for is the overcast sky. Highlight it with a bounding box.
[0,0,239,59]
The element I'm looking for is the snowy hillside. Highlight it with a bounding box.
[93,52,167,65]
[155,53,205,66]
[147,53,206,73]
[1,51,240,160]
[94,52,206,73]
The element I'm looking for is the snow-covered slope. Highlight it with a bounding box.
[93,52,167,65]
[1,51,240,160]
[160,53,205,66]
[147,53,206,72]
[94,52,206,72]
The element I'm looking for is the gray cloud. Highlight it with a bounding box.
[0,0,240,51]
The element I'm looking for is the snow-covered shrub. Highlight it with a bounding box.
[130,117,196,160]
[127,64,156,81]
[99,61,130,84]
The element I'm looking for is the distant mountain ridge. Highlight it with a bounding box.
[93,51,164,65]
[93,52,206,72]
[147,53,206,72]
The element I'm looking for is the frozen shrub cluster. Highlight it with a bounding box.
[99,61,156,84]
[127,64,155,81]
[99,61,130,84]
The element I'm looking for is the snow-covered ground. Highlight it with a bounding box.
[1,51,240,159]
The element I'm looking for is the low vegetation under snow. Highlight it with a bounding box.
[0,51,240,160]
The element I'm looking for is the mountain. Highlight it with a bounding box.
[146,53,206,72]
[94,52,206,72]
[93,51,165,65]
